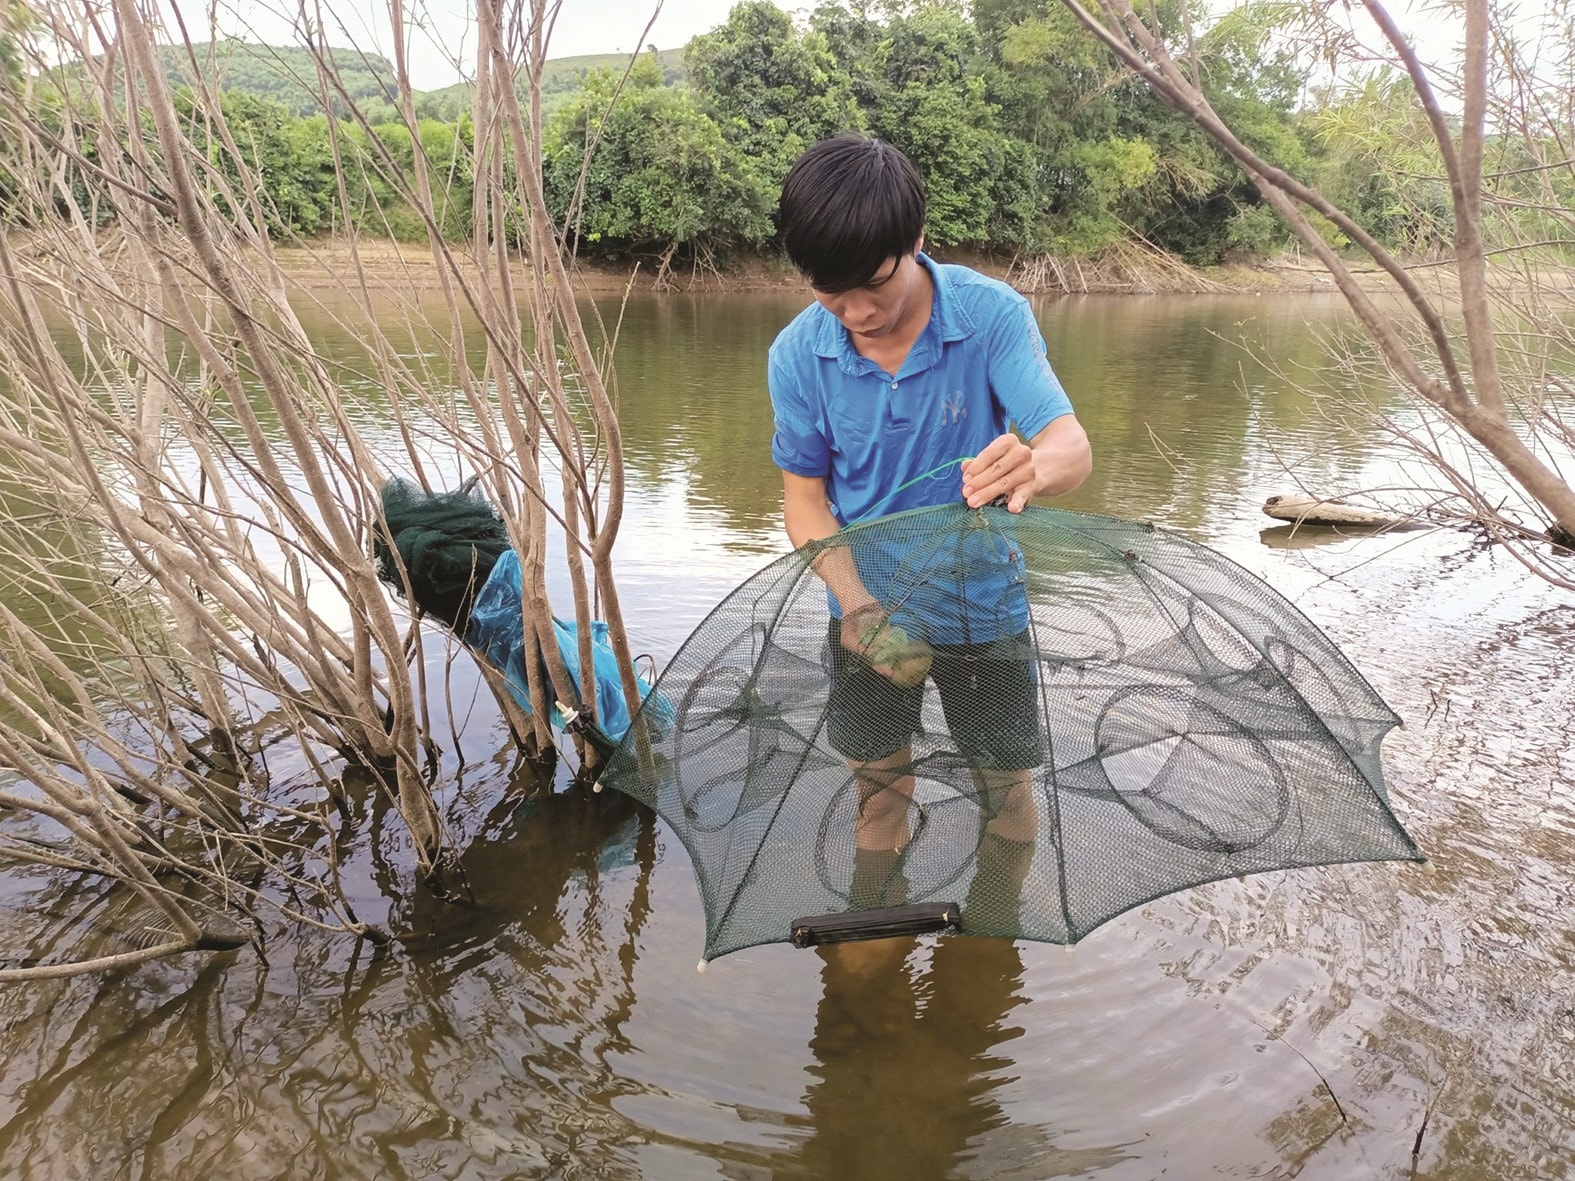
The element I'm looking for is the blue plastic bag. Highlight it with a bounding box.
[464,550,671,745]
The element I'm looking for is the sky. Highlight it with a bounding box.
[203,0,757,89]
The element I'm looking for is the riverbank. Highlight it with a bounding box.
[269,236,1398,297]
[0,226,1450,299]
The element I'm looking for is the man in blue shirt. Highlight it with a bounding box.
[769,134,1092,924]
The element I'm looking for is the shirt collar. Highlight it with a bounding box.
[921,252,976,344]
[810,252,977,364]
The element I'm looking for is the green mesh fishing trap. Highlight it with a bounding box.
[598,503,1424,964]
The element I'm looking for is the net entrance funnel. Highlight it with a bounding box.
[598,504,1423,964]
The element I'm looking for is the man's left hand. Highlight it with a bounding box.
[962,434,1036,513]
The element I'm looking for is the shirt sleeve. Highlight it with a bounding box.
[768,341,831,478]
[985,292,1074,440]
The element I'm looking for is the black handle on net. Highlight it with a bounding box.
[790,901,962,947]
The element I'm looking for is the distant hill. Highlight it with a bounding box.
[49,41,685,122]
[49,41,399,116]
[161,42,398,114]
[423,47,687,119]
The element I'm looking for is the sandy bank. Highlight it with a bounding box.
[270,237,1384,298]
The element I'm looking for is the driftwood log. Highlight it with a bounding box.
[1262,494,1430,531]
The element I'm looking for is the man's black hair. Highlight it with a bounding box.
[778,133,926,294]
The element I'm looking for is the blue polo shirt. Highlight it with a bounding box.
[769,255,1075,643]
[769,253,1074,526]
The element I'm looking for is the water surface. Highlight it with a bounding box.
[1,289,1571,1179]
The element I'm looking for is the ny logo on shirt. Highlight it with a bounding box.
[941,393,968,426]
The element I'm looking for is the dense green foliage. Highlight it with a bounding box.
[0,3,23,88]
[544,0,1324,263]
[3,6,1467,266]
[176,90,341,232]
[544,56,773,256]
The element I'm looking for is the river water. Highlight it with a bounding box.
[1,289,1572,1179]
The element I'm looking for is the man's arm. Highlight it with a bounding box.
[784,471,910,670]
[960,415,1093,512]
[784,472,881,614]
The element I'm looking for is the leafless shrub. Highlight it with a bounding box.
[0,0,638,978]
[1056,0,1575,583]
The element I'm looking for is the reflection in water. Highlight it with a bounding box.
[1258,522,1447,551]
[786,863,1129,1180]
[792,939,1036,1180]
[0,768,663,1180]
[1,292,1573,1178]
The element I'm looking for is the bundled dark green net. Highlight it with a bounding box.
[374,477,511,631]
[599,503,1423,963]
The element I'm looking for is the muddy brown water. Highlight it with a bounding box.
[1,291,1572,1179]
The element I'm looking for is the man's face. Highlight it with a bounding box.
[811,251,925,342]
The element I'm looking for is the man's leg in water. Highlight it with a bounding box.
[965,767,1037,935]
[826,619,923,908]
[934,634,1044,936]
[844,744,917,906]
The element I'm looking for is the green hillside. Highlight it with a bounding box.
[52,40,399,116]
[167,41,397,114]
[423,47,686,119]
[55,41,685,121]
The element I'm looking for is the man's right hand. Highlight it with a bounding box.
[840,605,932,688]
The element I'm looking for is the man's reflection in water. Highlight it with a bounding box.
[781,843,1035,1181]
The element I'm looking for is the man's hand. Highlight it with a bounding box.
[839,604,933,688]
[962,433,1037,512]
[840,604,892,669]
[962,418,1093,512]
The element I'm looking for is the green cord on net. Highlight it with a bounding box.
[844,456,974,527]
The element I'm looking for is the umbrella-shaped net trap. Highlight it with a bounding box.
[599,504,1423,963]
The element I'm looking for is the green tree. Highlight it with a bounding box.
[981,3,1162,251]
[686,1,863,190]
[0,0,24,88]
[543,57,774,260]
[357,115,474,241]
[0,2,31,221]
[1301,72,1450,253]
[977,0,1307,261]
[176,89,339,234]
[813,3,1025,247]
[1187,3,1308,255]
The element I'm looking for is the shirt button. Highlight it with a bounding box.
[890,381,899,389]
